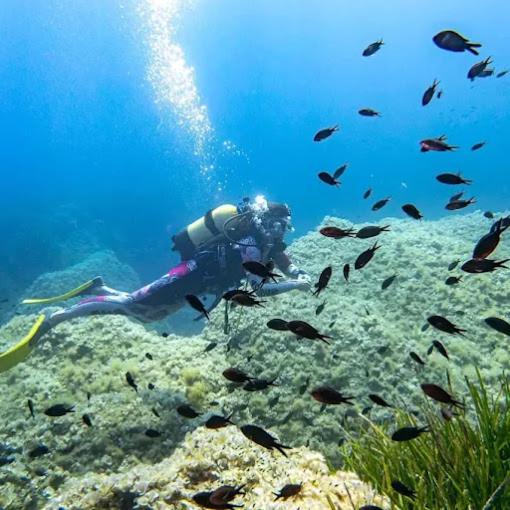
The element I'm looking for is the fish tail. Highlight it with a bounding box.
[274,443,290,457]
[467,44,481,55]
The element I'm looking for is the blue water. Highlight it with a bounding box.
[1,0,509,286]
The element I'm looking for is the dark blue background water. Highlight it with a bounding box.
[1,0,509,290]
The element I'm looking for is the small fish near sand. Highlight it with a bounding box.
[381,274,397,290]
[205,414,234,429]
[44,404,75,417]
[421,383,464,409]
[391,479,416,500]
[240,424,291,456]
[177,404,201,419]
[427,315,466,335]
[369,394,393,408]
[311,386,354,405]
[391,426,429,442]
[287,320,332,344]
[273,483,302,500]
[185,294,210,320]
[356,225,390,239]
[402,203,423,220]
[461,258,509,273]
[312,266,332,297]
[125,372,138,393]
[484,317,510,337]
[223,367,252,383]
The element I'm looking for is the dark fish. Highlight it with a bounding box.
[437,90,443,99]
[402,203,423,220]
[177,404,201,419]
[185,294,210,320]
[315,301,326,316]
[420,136,459,152]
[471,141,486,151]
[484,211,494,219]
[363,188,372,199]
[148,383,155,390]
[240,424,291,456]
[299,377,310,395]
[230,293,265,307]
[356,225,390,238]
[267,318,288,331]
[360,506,384,510]
[313,125,339,142]
[329,320,336,328]
[467,57,493,81]
[320,226,356,238]
[343,263,350,282]
[448,259,460,271]
[362,39,384,57]
[422,79,440,106]
[421,383,464,408]
[485,317,510,336]
[223,288,255,301]
[126,372,138,393]
[432,340,449,360]
[205,414,234,429]
[209,484,245,506]
[461,258,509,273]
[152,407,160,418]
[421,323,430,332]
[354,243,380,270]
[273,483,302,500]
[313,266,332,297]
[203,342,217,353]
[223,368,252,383]
[433,30,481,55]
[243,378,277,391]
[428,315,466,335]
[381,274,397,290]
[333,163,348,179]
[27,399,35,419]
[372,198,390,211]
[193,489,243,510]
[318,171,340,187]
[410,351,425,366]
[391,479,416,499]
[445,276,462,285]
[162,332,169,337]
[82,414,93,427]
[28,444,50,459]
[473,218,508,260]
[311,386,354,405]
[145,429,162,438]
[359,108,381,117]
[145,352,153,360]
[369,394,393,408]
[44,404,75,417]
[391,426,429,442]
[436,173,472,185]
[446,197,476,210]
[449,191,465,203]
[478,68,495,78]
[496,70,509,78]
[287,320,332,344]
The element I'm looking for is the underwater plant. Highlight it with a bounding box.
[342,370,510,510]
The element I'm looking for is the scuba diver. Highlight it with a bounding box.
[0,196,310,372]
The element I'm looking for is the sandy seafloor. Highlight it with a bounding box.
[0,211,508,509]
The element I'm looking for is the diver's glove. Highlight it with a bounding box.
[295,272,311,291]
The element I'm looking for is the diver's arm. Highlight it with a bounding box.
[273,251,310,280]
[254,278,310,296]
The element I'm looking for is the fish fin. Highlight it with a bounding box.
[274,442,290,457]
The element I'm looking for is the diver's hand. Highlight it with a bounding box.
[295,273,311,291]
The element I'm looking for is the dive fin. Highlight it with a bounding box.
[0,314,46,373]
[22,277,103,305]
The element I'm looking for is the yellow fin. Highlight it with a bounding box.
[22,278,98,305]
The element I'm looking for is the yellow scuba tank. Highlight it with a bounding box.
[172,204,245,259]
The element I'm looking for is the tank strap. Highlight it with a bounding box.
[204,209,221,236]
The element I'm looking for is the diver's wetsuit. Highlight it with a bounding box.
[43,236,308,332]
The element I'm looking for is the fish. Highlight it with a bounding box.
[27,399,35,419]
[242,261,281,283]
[391,426,429,442]
[223,288,255,300]
[318,171,340,187]
[445,276,462,285]
[421,383,464,408]
[372,198,390,211]
[359,108,381,117]
[356,225,390,239]
[484,211,494,219]
[299,377,310,395]
[432,30,481,55]
[313,266,332,297]
[422,79,440,106]
[230,293,265,307]
[86,391,92,402]
[436,173,472,185]
[185,294,210,320]
[145,352,153,360]
[334,163,348,179]
[478,68,495,78]
[343,263,350,282]
[359,506,384,510]
[44,404,75,417]
[273,483,302,500]
[484,317,510,336]
[205,414,234,429]
[391,479,416,499]
[410,351,425,365]
[467,57,493,81]
[204,342,218,353]
[449,191,465,203]
[28,444,50,459]
[126,372,138,393]
[145,429,162,438]
[162,332,169,337]
[402,203,423,220]
[420,136,459,152]
[381,274,397,290]
[461,258,509,273]
[437,89,443,98]
[223,368,252,383]
[209,485,246,506]
[82,414,93,427]
[177,404,201,419]
[363,188,372,199]
[148,383,155,390]
[319,226,356,238]
[152,407,160,418]
[315,301,326,316]
[448,259,460,271]
[496,70,508,78]
[313,125,339,142]
[432,340,449,360]
[311,386,354,405]
[354,243,380,270]
[362,39,384,57]
[243,378,277,391]
[266,318,289,331]
[193,489,243,509]
[240,424,291,456]
[368,394,393,408]
[473,218,508,260]
[427,315,466,335]
[446,198,476,210]
[471,141,486,151]
[286,320,332,344]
